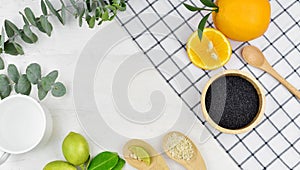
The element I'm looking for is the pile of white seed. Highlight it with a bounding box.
[165,133,194,161]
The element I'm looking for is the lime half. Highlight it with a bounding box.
[129,146,151,166]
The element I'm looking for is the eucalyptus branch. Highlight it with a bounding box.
[0,0,126,56]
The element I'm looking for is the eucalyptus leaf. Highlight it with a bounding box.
[41,76,52,91]
[61,4,67,25]
[88,152,119,170]
[86,0,92,12]
[26,63,41,84]
[46,70,58,83]
[0,74,11,99]
[23,25,38,43]
[24,7,37,27]
[41,0,48,15]
[198,13,210,40]
[95,7,101,19]
[0,57,4,70]
[0,48,2,54]
[88,16,96,28]
[36,20,47,33]
[102,10,109,21]
[111,158,125,170]
[38,87,48,100]
[70,0,79,13]
[40,15,53,36]
[19,12,30,25]
[45,0,64,25]
[199,0,218,8]
[1,28,4,50]
[7,64,19,83]
[4,42,24,55]
[4,20,16,38]
[51,82,66,97]
[21,32,35,44]
[16,74,31,95]
[79,9,85,27]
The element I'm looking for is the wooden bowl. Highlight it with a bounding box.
[201,70,265,134]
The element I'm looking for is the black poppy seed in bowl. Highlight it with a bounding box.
[205,75,260,130]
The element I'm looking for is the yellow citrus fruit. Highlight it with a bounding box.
[186,28,232,70]
[212,0,271,41]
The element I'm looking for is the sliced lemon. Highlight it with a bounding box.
[129,146,151,166]
[186,28,232,70]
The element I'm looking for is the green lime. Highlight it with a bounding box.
[129,146,151,166]
[43,160,76,170]
[62,132,90,166]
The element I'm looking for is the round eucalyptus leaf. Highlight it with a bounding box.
[0,57,4,70]
[16,74,31,95]
[7,64,19,83]
[38,87,48,100]
[41,77,52,91]
[0,74,11,99]
[26,63,41,84]
[51,82,66,97]
[46,70,58,83]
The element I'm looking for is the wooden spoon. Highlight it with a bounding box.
[163,131,207,170]
[242,45,300,99]
[123,139,169,170]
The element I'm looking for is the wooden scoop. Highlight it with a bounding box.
[123,139,169,170]
[163,131,207,170]
[242,45,300,99]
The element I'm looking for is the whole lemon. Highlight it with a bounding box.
[212,0,271,41]
[62,132,90,166]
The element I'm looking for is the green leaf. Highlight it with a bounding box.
[26,63,41,84]
[198,13,211,40]
[41,0,48,15]
[7,64,19,83]
[19,12,30,25]
[46,70,58,83]
[95,7,101,19]
[70,0,79,13]
[79,9,85,27]
[61,3,66,25]
[1,28,4,50]
[16,74,31,95]
[102,10,109,21]
[88,16,96,28]
[36,19,46,33]
[111,158,125,170]
[23,25,38,43]
[51,82,66,97]
[24,8,37,27]
[38,86,48,100]
[41,76,52,91]
[40,15,53,36]
[199,0,218,8]
[88,152,119,170]
[4,20,16,38]
[0,57,4,70]
[0,48,2,54]
[184,3,207,11]
[4,42,24,55]
[45,0,64,25]
[0,74,11,99]
[86,0,92,12]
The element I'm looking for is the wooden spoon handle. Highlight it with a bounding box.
[263,63,300,99]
